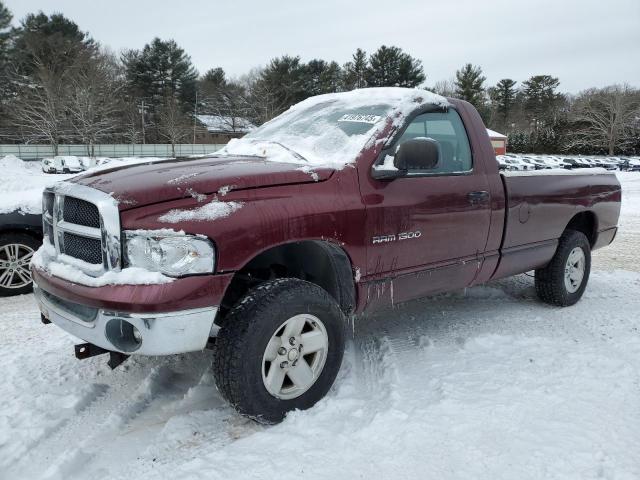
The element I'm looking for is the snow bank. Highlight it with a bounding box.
[222,87,448,169]
[0,156,70,214]
[0,155,173,215]
[159,199,244,223]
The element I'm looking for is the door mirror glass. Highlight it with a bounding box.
[395,137,441,172]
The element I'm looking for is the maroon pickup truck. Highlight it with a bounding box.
[31,88,621,423]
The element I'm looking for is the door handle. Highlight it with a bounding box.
[467,190,490,205]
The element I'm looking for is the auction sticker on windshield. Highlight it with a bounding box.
[338,114,382,124]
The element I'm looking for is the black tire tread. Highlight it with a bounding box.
[213,278,344,422]
[535,230,591,307]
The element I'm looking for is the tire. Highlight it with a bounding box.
[213,278,346,423]
[0,232,40,297]
[535,230,591,307]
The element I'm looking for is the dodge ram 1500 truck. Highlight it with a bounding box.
[31,88,621,423]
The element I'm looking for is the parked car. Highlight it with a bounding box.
[41,156,85,174]
[0,210,42,296]
[31,88,621,423]
[627,159,640,172]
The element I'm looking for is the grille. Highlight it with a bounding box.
[63,232,103,264]
[63,197,100,228]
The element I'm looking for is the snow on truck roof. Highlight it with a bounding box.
[222,87,449,170]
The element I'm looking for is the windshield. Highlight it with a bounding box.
[224,101,392,168]
[221,87,449,169]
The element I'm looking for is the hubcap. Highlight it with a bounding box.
[564,246,585,293]
[261,314,329,400]
[0,243,35,289]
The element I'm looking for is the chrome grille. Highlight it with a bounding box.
[63,232,103,264]
[43,183,122,276]
[62,197,100,228]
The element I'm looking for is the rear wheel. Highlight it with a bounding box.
[535,230,591,306]
[213,278,345,423]
[0,233,40,297]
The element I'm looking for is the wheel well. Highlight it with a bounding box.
[219,241,356,320]
[0,228,43,242]
[565,211,597,247]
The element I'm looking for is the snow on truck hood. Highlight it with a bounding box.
[70,155,335,209]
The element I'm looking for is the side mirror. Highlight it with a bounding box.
[371,137,441,180]
[395,137,441,172]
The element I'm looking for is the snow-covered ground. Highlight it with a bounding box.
[0,175,639,479]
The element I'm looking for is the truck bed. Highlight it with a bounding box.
[491,168,621,279]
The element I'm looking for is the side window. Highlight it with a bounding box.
[395,110,472,174]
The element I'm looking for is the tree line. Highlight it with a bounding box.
[0,3,638,156]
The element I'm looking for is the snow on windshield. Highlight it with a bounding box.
[222,87,448,169]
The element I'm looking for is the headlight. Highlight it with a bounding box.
[124,231,215,276]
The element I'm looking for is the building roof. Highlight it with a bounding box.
[486,128,507,139]
[196,115,256,134]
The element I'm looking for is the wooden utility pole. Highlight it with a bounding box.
[193,91,198,144]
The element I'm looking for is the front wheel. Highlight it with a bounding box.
[535,230,591,306]
[213,278,346,423]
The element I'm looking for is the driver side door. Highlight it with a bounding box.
[361,108,492,307]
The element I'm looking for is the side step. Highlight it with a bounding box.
[74,343,129,369]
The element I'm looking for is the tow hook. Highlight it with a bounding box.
[74,343,130,369]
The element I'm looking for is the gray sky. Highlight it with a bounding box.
[5,0,640,93]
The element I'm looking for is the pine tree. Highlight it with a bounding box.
[342,48,368,90]
[254,55,306,115]
[454,63,486,108]
[522,75,562,125]
[366,45,425,88]
[491,78,517,128]
[0,1,13,118]
[303,59,342,96]
[122,38,198,109]
[0,1,11,64]
[10,12,95,77]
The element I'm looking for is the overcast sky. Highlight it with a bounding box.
[5,0,639,93]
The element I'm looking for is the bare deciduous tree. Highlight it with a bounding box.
[11,57,70,154]
[68,51,122,156]
[157,94,190,157]
[567,85,640,155]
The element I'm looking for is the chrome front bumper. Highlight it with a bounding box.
[34,284,219,356]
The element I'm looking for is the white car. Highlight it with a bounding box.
[41,156,85,174]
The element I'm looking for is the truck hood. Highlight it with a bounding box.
[70,155,334,209]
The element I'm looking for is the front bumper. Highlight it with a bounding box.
[34,283,219,355]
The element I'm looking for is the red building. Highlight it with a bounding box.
[487,128,507,155]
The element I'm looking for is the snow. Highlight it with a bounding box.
[0,155,69,214]
[217,185,234,196]
[31,242,173,287]
[373,153,399,171]
[0,155,171,215]
[0,173,638,479]
[221,87,448,169]
[158,199,244,223]
[486,128,507,139]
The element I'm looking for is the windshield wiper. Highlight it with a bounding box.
[251,140,308,163]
